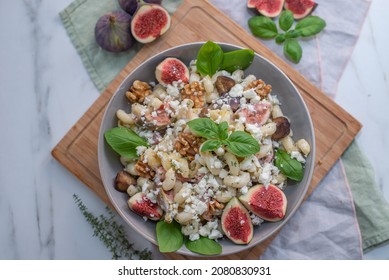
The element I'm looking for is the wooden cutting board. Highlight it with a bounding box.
[52,0,361,260]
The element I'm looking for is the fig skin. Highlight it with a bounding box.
[240,184,287,222]
[215,76,236,94]
[247,0,285,18]
[284,0,318,20]
[119,0,163,16]
[95,11,135,53]
[131,4,171,44]
[128,192,163,221]
[221,197,253,245]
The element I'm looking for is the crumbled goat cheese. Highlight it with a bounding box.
[241,74,256,87]
[209,229,223,240]
[231,69,244,82]
[269,94,280,105]
[243,88,257,99]
[246,124,263,141]
[229,84,244,97]
[250,96,261,104]
[291,151,306,163]
[250,214,264,226]
[189,233,200,241]
[166,84,180,98]
[136,146,147,156]
[240,185,248,194]
[259,163,273,187]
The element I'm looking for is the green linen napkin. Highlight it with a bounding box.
[343,141,389,250]
[59,0,389,252]
[59,0,183,92]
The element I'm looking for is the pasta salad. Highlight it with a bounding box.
[104,41,311,255]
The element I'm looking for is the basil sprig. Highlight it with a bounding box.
[156,220,184,253]
[187,118,260,157]
[185,237,222,256]
[248,10,326,63]
[104,127,148,159]
[274,149,304,182]
[196,41,254,76]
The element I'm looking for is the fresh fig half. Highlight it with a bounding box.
[155,57,189,85]
[236,101,271,126]
[247,0,285,18]
[128,192,163,221]
[131,4,171,43]
[221,197,253,244]
[284,0,318,20]
[240,184,287,222]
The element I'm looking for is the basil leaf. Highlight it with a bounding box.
[196,41,224,77]
[156,220,184,253]
[285,29,302,39]
[187,118,219,139]
[248,16,278,39]
[295,16,326,37]
[284,38,302,64]
[104,127,148,159]
[185,237,222,255]
[279,10,294,32]
[201,140,222,152]
[220,49,254,73]
[218,121,229,140]
[226,131,260,157]
[275,34,285,44]
[274,149,304,181]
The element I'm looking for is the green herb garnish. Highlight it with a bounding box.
[196,41,254,76]
[73,194,152,260]
[187,118,260,157]
[185,237,222,255]
[248,10,326,63]
[274,149,304,181]
[156,220,184,253]
[104,127,148,159]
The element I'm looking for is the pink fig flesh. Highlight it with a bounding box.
[131,4,171,43]
[236,101,271,125]
[155,57,189,85]
[284,0,317,20]
[221,197,253,244]
[247,0,285,18]
[128,192,163,221]
[239,184,287,222]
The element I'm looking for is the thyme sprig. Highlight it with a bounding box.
[73,194,152,260]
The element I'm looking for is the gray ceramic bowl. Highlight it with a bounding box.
[98,42,315,257]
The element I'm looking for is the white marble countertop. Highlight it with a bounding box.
[0,0,388,259]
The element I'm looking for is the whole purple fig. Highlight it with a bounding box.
[95,11,135,53]
[118,0,163,16]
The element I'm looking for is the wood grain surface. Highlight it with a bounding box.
[52,0,362,260]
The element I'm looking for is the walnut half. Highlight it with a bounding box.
[174,132,203,161]
[244,79,272,98]
[125,80,152,103]
[135,157,155,179]
[180,81,205,108]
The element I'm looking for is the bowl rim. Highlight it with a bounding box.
[98,41,316,257]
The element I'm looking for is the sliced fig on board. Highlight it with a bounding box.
[284,0,318,20]
[247,0,285,18]
[155,57,190,85]
[240,184,287,222]
[221,197,253,244]
[131,4,171,43]
[128,192,163,221]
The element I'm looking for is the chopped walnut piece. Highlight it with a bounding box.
[201,199,225,221]
[180,81,205,108]
[135,157,155,179]
[125,80,152,103]
[244,79,272,98]
[174,132,203,161]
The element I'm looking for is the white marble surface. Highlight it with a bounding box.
[0,0,388,259]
